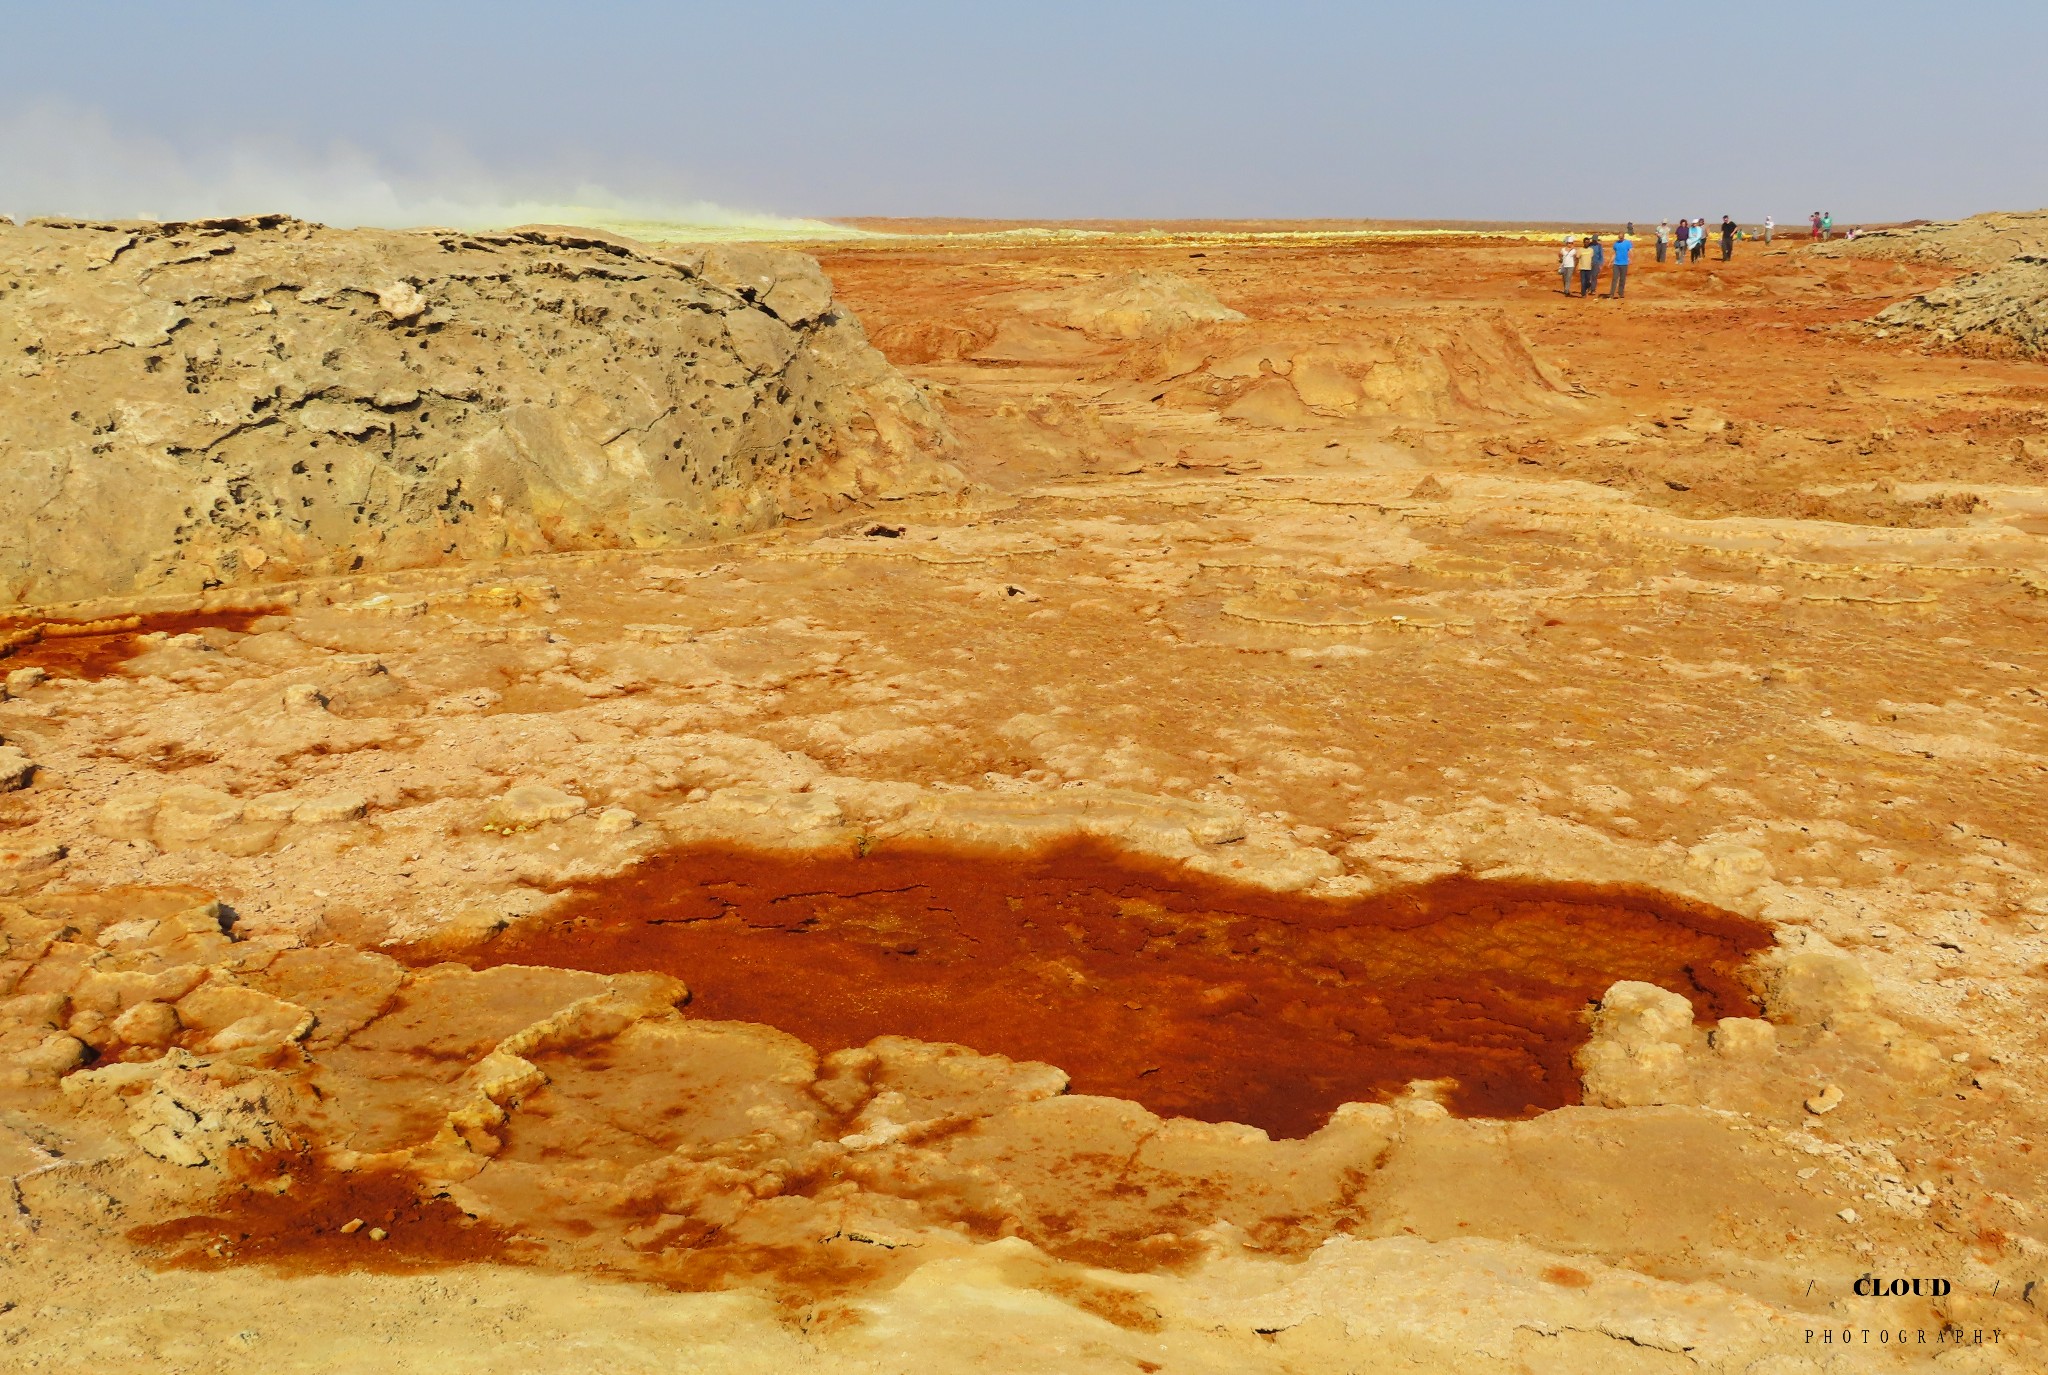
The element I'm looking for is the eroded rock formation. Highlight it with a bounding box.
[1872,254,2048,359]
[0,216,962,607]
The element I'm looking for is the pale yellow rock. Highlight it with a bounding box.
[94,793,161,840]
[292,793,368,825]
[281,684,329,714]
[1577,981,1698,1108]
[487,784,587,828]
[375,281,427,323]
[0,745,33,792]
[175,982,314,1049]
[151,786,245,845]
[5,1031,87,1081]
[1761,946,1876,1022]
[1588,980,1695,1048]
[110,999,181,1048]
[1708,1017,1778,1060]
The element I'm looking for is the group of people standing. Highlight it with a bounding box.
[1557,215,1745,299]
[1658,216,1741,262]
[1558,231,1632,297]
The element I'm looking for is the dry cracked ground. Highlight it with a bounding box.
[2,218,2046,1373]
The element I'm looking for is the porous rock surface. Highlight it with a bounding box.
[0,215,962,607]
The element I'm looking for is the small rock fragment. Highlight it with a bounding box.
[1805,1083,1844,1115]
[1763,947,1875,1022]
[376,281,426,323]
[1592,981,1696,1047]
[592,806,638,834]
[1709,1018,1778,1060]
[111,1000,182,1049]
[368,1226,388,1242]
[0,745,33,792]
[5,666,47,695]
[292,794,368,825]
[486,783,586,829]
[95,793,162,840]
[7,1032,88,1081]
[340,1217,365,1235]
[281,684,329,714]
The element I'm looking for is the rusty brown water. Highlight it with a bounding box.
[423,839,1771,1138]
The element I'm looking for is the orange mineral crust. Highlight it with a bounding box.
[0,606,281,679]
[428,841,1772,1137]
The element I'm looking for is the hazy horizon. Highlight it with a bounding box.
[6,1,2044,228]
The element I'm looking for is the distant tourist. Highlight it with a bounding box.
[1810,210,1823,241]
[1582,234,1603,297]
[1559,236,1578,295]
[1720,215,1736,260]
[1822,210,1834,239]
[1657,219,1672,262]
[1671,218,1687,264]
[1608,229,1632,298]
[1690,219,1707,263]
[1764,215,1774,244]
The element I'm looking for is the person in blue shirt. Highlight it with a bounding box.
[1582,234,1604,297]
[1608,231,1633,298]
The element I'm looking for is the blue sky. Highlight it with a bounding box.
[4,0,2042,223]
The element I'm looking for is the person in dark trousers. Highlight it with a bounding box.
[1673,218,1688,266]
[1656,219,1670,262]
[1608,229,1632,298]
[1581,234,1603,296]
[1720,215,1736,261]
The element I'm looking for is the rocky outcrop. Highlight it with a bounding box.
[0,215,964,608]
[1010,270,1247,338]
[1822,208,2048,268]
[1870,253,2048,359]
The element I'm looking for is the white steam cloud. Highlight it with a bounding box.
[0,103,860,242]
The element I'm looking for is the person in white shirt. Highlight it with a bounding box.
[1656,219,1671,262]
[1558,237,1578,296]
[1764,215,1775,245]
